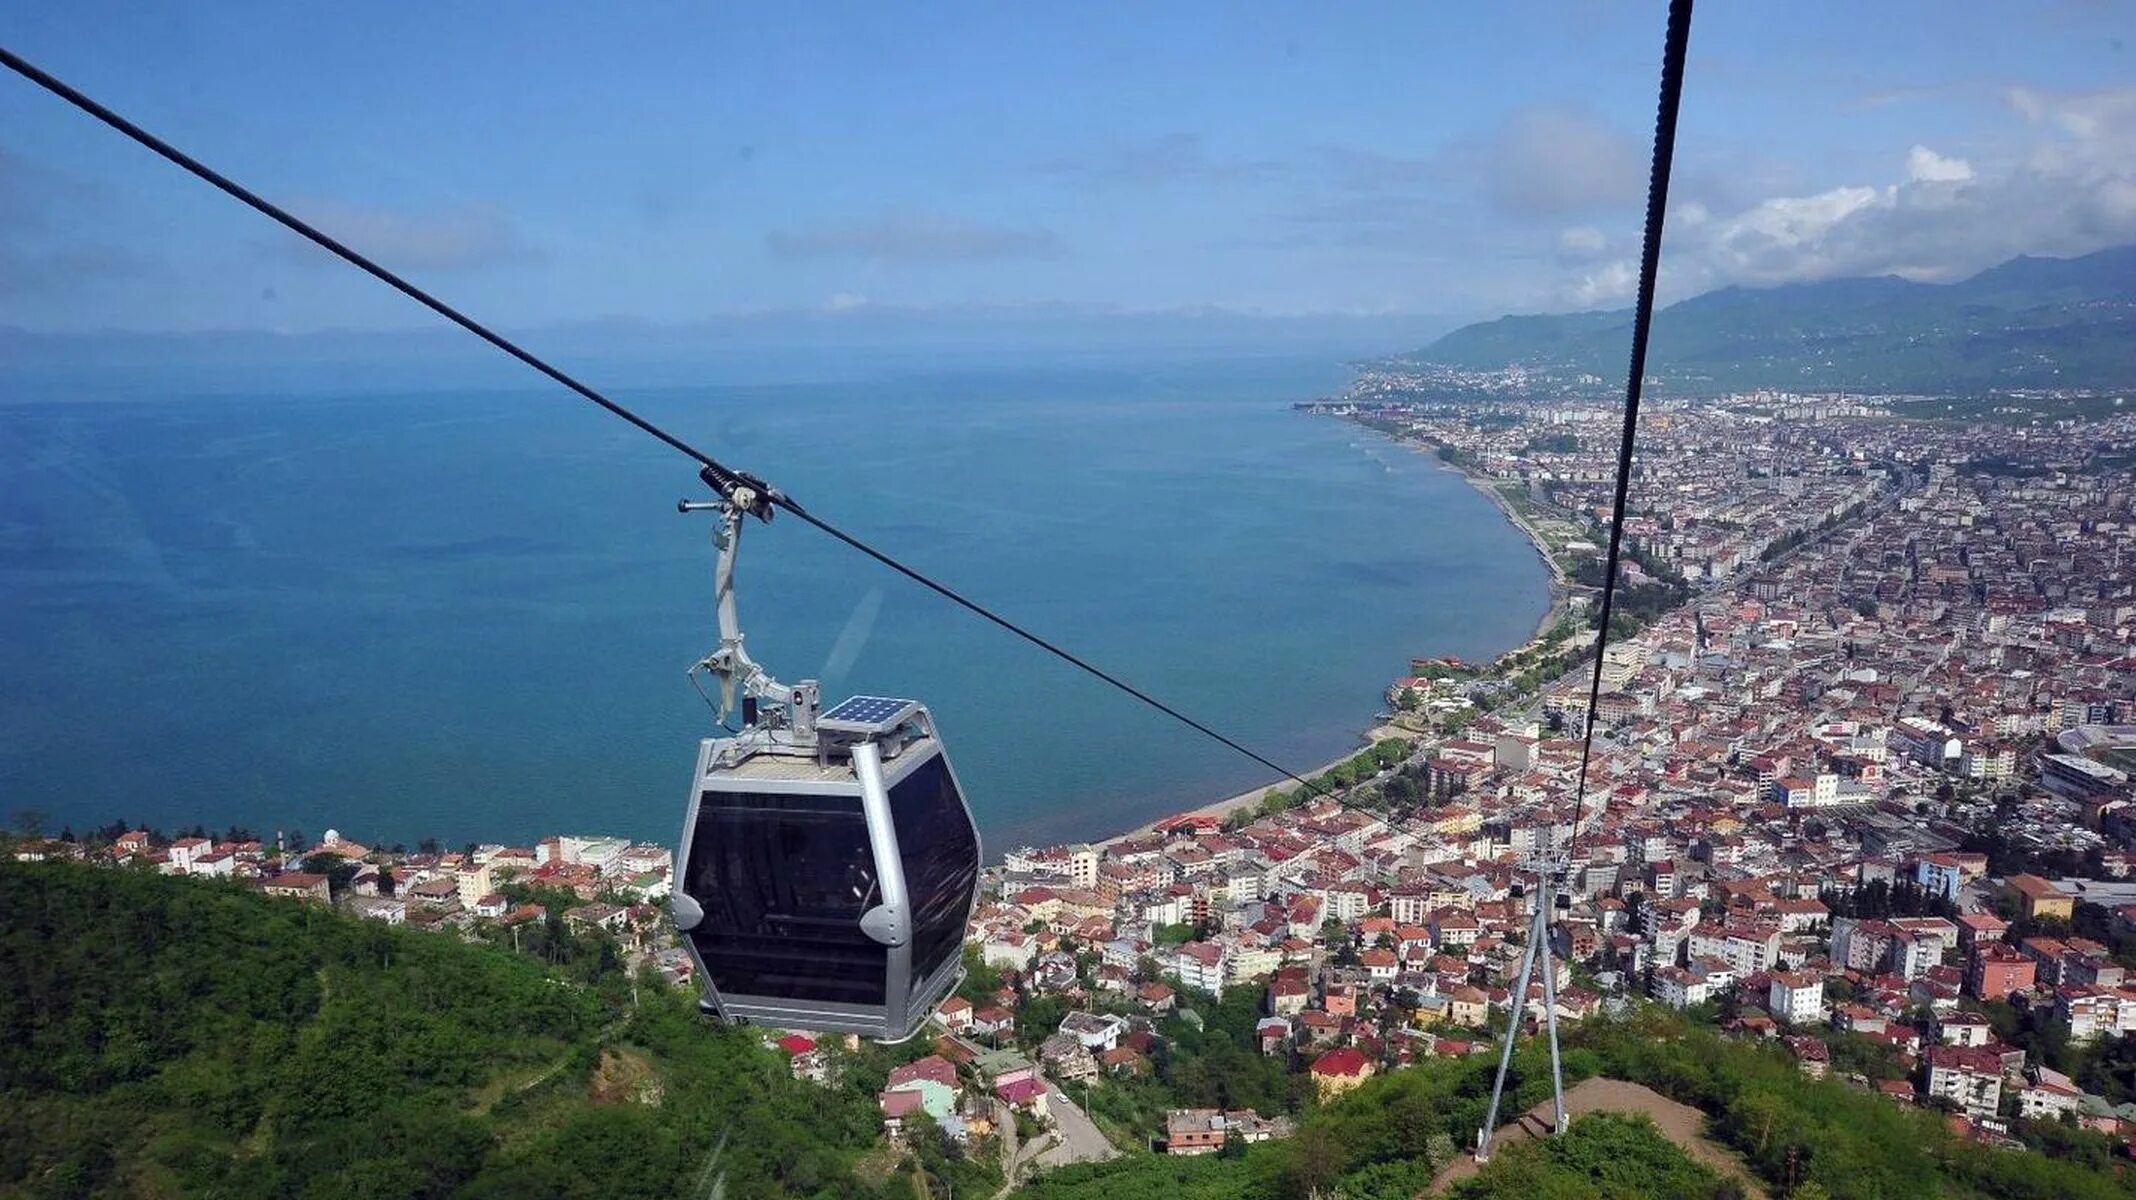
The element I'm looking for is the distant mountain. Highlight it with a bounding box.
[1415,245,2136,393]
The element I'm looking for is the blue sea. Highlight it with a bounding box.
[0,357,1548,852]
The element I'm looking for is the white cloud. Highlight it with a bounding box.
[1905,145,1973,183]
[1703,185,1887,281]
[1553,88,2136,306]
[1570,260,1639,308]
[1556,225,1610,262]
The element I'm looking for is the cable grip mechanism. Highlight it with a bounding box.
[678,477,818,740]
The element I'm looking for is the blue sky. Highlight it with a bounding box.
[2,2,2132,335]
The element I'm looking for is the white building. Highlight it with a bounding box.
[1225,943,1281,986]
[2058,987,2136,1043]
[1651,965,1710,1009]
[1767,970,1825,1026]
[982,931,1036,971]
[2019,1076,2083,1122]
[350,896,407,925]
[559,836,627,875]
[167,837,213,874]
[456,861,494,909]
[1914,855,1964,901]
[1068,844,1101,890]
[1925,1047,2003,1119]
[1171,941,1227,997]
[1687,926,1780,977]
[1057,1011,1127,1053]
[191,850,237,878]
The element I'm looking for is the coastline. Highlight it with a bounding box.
[1086,423,1564,851]
[1419,448,1578,647]
[1094,719,1415,849]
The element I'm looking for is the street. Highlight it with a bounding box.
[1039,1083,1117,1167]
[948,1033,1117,1186]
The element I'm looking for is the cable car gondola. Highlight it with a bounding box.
[669,484,982,1041]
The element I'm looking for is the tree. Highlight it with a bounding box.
[1278,1121,1347,1199]
[1388,1084,1438,1159]
[0,861,926,1200]
[301,852,360,896]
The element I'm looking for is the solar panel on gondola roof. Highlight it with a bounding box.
[822,695,913,724]
[818,695,920,734]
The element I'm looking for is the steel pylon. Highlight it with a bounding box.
[1474,857,1568,1162]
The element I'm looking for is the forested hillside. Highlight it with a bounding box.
[11,858,2136,1199]
[0,861,985,1199]
[1015,1006,2136,1200]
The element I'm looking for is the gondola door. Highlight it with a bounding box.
[677,760,902,1033]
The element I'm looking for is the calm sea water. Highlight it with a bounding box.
[0,358,1548,852]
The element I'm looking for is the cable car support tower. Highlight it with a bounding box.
[1474,851,1572,1161]
[1472,0,1694,1164]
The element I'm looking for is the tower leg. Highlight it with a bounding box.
[1539,887,1567,1134]
[1475,900,1542,1162]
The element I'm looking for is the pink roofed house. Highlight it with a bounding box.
[996,1075,1049,1118]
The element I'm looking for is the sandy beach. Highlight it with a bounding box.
[1095,719,1417,848]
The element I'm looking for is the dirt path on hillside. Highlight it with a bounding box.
[1428,1077,1765,1197]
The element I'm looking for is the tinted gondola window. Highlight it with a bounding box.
[887,753,980,998]
[686,792,886,1005]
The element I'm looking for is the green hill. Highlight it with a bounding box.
[1013,1007,2136,1200]
[10,859,2136,1199]
[0,860,989,1200]
[1415,245,2136,393]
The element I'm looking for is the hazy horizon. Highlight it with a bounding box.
[5,2,2133,340]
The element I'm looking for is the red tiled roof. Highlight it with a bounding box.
[887,1055,958,1090]
[880,1090,926,1117]
[997,1077,1046,1103]
[1311,1047,1371,1077]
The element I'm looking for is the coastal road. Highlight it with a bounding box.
[1039,1081,1118,1167]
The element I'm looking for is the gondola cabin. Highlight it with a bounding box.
[671,695,981,1041]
